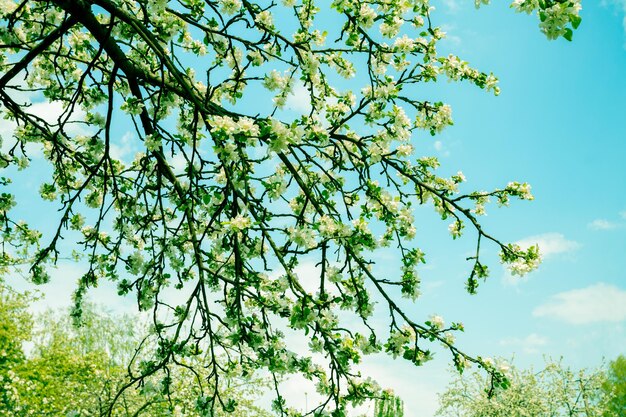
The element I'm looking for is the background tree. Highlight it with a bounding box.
[0,0,583,414]
[0,284,273,416]
[436,358,608,417]
[602,355,626,417]
[0,283,32,415]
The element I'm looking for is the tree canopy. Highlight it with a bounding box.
[0,0,583,415]
[437,358,609,417]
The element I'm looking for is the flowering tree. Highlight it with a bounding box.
[436,358,608,417]
[0,0,582,415]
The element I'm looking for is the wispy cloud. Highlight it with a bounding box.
[499,333,548,354]
[286,82,312,114]
[602,0,626,43]
[588,219,620,230]
[442,0,461,13]
[516,232,580,258]
[433,140,451,157]
[533,283,626,324]
[588,211,626,231]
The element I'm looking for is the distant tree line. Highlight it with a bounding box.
[1,280,623,417]
[436,355,626,417]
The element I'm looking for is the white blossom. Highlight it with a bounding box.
[226,214,252,231]
[430,315,445,330]
[255,10,274,29]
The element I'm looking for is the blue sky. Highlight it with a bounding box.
[3,1,626,416]
[375,0,626,414]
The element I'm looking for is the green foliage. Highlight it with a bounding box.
[0,283,32,414]
[602,355,626,417]
[374,391,404,417]
[0,285,31,368]
[0,296,136,416]
[0,289,272,416]
[10,348,116,416]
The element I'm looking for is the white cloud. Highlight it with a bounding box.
[588,219,619,230]
[442,0,461,13]
[109,131,135,162]
[29,100,69,123]
[0,119,18,153]
[588,211,626,231]
[169,152,189,174]
[1,99,89,158]
[29,100,89,136]
[499,333,548,354]
[8,262,138,315]
[5,263,81,313]
[515,232,580,258]
[533,283,626,324]
[433,140,450,157]
[270,260,322,295]
[286,82,312,114]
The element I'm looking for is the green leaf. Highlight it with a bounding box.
[563,28,573,41]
